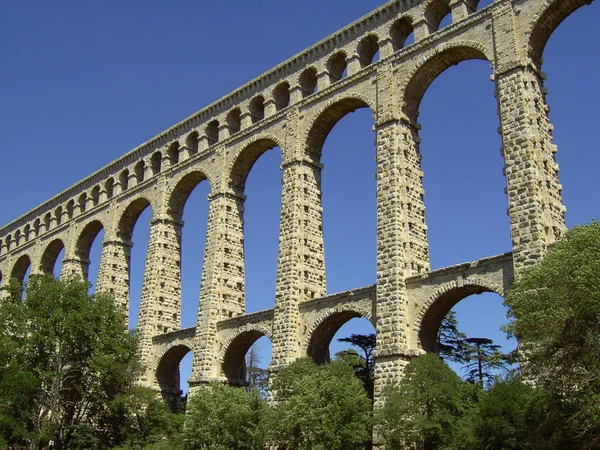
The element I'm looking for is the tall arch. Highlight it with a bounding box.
[40,239,65,276]
[75,220,104,281]
[118,197,152,241]
[169,171,210,220]
[156,345,192,413]
[229,137,282,192]
[527,0,594,67]
[401,43,491,122]
[11,254,31,283]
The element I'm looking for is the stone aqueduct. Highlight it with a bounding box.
[0,0,591,408]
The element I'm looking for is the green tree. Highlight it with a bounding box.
[182,382,267,450]
[245,344,268,398]
[460,337,510,388]
[269,358,372,450]
[0,275,138,449]
[436,311,468,364]
[376,354,462,450]
[336,333,376,400]
[505,221,600,447]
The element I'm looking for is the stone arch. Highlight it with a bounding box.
[326,50,348,82]
[226,107,242,134]
[220,327,273,386]
[229,135,283,192]
[417,279,504,353]
[526,0,593,67]
[306,307,374,364]
[75,220,104,277]
[168,170,211,220]
[11,254,32,283]
[305,94,375,161]
[40,239,65,276]
[155,344,192,412]
[298,66,318,98]
[423,0,452,31]
[249,95,265,124]
[272,81,291,110]
[389,15,416,51]
[400,41,492,121]
[205,120,219,146]
[356,33,380,68]
[117,197,153,240]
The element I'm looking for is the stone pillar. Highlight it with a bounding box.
[495,64,566,275]
[60,254,89,280]
[136,214,184,386]
[96,235,133,315]
[450,0,473,22]
[189,190,246,388]
[413,19,430,42]
[270,144,327,372]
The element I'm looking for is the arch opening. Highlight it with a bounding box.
[156,345,192,413]
[205,121,219,146]
[76,220,105,284]
[186,131,199,155]
[151,152,162,176]
[221,331,272,390]
[357,35,379,68]
[168,142,180,166]
[11,254,31,284]
[299,67,318,98]
[425,0,452,32]
[327,51,347,83]
[390,17,415,51]
[273,81,290,110]
[134,161,145,184]
[249,96,265,124]
[226,108,242,134]
[40,239,65,277]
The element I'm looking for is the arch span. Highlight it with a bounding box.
[229,136,282,192]
[418,281,504,353]
[40,239,65,276]
[156,344,191,413]
[168,171,210,220]
[305,95,375,161]
[118,197,152,239]
[527,0,594,66]
[401,42,491,121]
[11,254,32,282]
[221,328,271,386]
[306,308,374,365]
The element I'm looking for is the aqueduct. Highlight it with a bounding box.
[0,0,592,408]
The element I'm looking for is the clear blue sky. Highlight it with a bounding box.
[1,1,598,391]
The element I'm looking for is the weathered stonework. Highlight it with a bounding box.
[0,0,589,416]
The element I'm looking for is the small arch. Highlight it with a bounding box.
[14,230,22,247]
[168,142,180,165]
[105,178,115,199]
[327,51,348,83]
[55,206,63,226]
[357,34,379,68]
[205,120,219,146]
[390,17,415,50]
[118,197,152,240]
[43,213,52,231]
[424,0,452,31]
[226,108,242,134]
[249,96,265,124]
[418,282,503,353]
[305,96,374,161]
[134,161,145,183]
[221,330,271,386]
[299,67,318,98]
[91,186,101,207]
[76,220,104,263]
[169,171,210,220]
[401,43,490,122]
[23,225,31,242]
[230,137,282,192]
[186,131,199,154]
[11,254,31,283]
[151,152,162,176]
[78,193,87,214]
[5,235,13,251]
[33,219,42,237]
[40,239,65,276]
[119,169,130,191]
[307,309,373,365]
[156,345,192,413]
[272,81,290,110]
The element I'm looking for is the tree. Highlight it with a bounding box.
[0,275,138,450]
[245,344,268,398]
[460,337,510,388]
[336,333,376,400]
[436,311,468,364]
[182,382,267,450]
[505,221,600,447]
[376,354,462,450]
[269,358,372,450]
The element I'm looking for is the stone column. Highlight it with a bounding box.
[270,144,327,372]
[60,254,89,280]
[373,62,430,408]
[495,65,566,275]
[96,235,133,316]
[189,190,246,388]
[136,214,184,386]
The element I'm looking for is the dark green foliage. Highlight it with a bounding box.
[336,333,376,400]
[183,382,267,450]
[436,311,468,364]
[269,358,372,450]
[377,354,462,450]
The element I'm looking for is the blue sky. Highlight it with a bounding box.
[1,1,598,391]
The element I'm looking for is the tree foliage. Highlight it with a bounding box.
[182,382,267,450]
[269,358,372,450]
[505,221,600,447]
[335,333,376,400]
